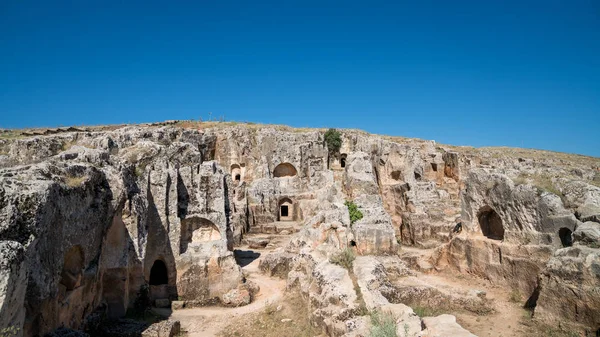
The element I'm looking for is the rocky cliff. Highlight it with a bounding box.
[0,121,598,336]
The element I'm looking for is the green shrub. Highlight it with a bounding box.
[330,248,355,270]
[345,201,364,225]
[369,311,397,337]
[324,128,342,155]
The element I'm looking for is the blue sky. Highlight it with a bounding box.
[1,1,599,156]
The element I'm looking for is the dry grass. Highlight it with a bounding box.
[64,176,86,187]
[590,173,600,188]
[176,120,318,134]
[518,311,583,337]
[509,289,522,303]
[445,144,600,168]
[411,304,447,318]
[218,292,318,337]
[61,140,76,151]
[0,131,26,140]
[369,310,398,337]
[329,248,356,270]
[512,173,562,196]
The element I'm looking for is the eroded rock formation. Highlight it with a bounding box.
[0,122,599,336]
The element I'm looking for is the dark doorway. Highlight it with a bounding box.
[558,228,573,247]
[431,163,438,171]
[149,260,168,285]
[235,174,241,181]
[281,205,289,217]
[340,154,348,168]
[477,206,504,240]
[234,250,261,268]
[60,246,85,291]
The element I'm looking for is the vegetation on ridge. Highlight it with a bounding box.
[369,310,398,337]
[345,200,364,225]
[324,128,342,154]
[329,247,355,270]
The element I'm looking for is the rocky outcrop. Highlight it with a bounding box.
[421,315,477,337]
[534,246,600,328]
[0,126,246,336]
[1,121,599,336]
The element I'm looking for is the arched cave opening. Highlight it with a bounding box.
[477,206,505,240]
[391,170,402,181]
[340,154,347,168]
[149,260,169,285]
[60,245,85,291]
[558,227,573,247]
[180,217,222,254]
[349,240,356,247]
[235,174,241,182]
[273,163,298,178]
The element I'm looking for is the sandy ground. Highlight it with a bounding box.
[170,245,287,336]
[420,271,531,337]
[165,233,545,337]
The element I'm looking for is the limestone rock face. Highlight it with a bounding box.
[534,247,600,328]
[421,314,477,337]
[573,221,600,244]
[0,126,245,336]
[1,122,599,336]
[343,153,397,255]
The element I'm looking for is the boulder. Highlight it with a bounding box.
[141,319,181,337]
[573,221,600,244]
[421,314,477,337]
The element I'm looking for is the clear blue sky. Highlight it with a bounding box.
[1,1,599,156]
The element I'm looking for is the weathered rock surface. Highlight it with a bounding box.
[141,319,180,337]
[0,122,599,336]
[421,314,477,337]
[534,246,600,328]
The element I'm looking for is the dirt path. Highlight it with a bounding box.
[170,247,286,337]
[416,271,530,337]
[399,245,536,337]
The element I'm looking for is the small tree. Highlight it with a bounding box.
[324,128,342,169]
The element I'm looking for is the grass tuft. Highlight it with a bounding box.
[369,310,397,337]
[64,175,86,187]
[509,289,522,303]
[512,173,562,196]
[330,248,355,270]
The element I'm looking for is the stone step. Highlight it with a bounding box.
[248,221,301,234]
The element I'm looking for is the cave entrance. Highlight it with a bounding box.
[180,217,222,254]
[231,164,242,183]
[340,154,347,168]
[477,206,504,240]
[278,197,294,221]
[558,228,573,247]
[281,205,289,217]
[149,260,169,285]
[60,246,84,291]
[273,163,298,178]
